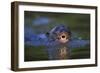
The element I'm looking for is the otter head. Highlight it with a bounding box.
[56,32,70,43]
[49,25,71,44]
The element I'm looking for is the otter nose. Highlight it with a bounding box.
[62,36,65,38]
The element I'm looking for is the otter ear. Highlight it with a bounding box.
[46,32,50,37]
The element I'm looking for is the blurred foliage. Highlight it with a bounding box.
[24,11,90,39]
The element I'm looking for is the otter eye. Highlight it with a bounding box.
[57,37,61,40]
[62,36,65,38]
